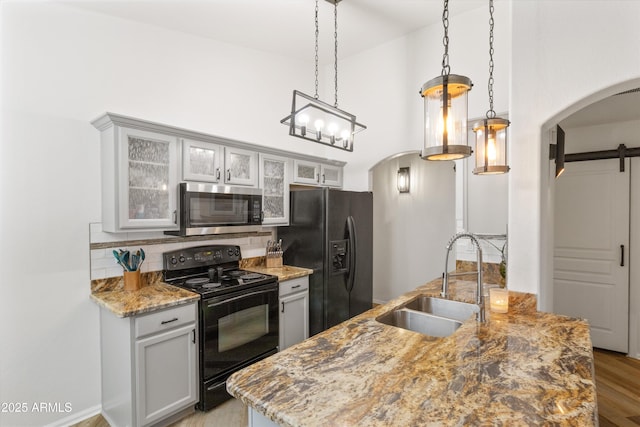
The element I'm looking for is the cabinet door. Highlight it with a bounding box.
[118,127,179,230]
[320,164,343,187]
[135,323,197,427]
[292,160,320,185]
[182,138,221,183]
[279,291,309,351]
[260,154,290,226]
[224,147,258,187]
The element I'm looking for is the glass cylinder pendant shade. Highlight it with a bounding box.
[421,74,473,160]
[472,118,510,174]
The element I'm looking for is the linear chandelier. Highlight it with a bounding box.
[281,0,366,152]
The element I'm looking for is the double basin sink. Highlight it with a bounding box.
[376,295,480,338]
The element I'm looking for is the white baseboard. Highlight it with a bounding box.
[43,404,102,427]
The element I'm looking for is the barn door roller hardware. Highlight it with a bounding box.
[564,143,640,172]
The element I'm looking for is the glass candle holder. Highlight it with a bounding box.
[490,288,509,313]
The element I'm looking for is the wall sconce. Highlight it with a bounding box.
[549,125,565,178]
[397,167,410,193]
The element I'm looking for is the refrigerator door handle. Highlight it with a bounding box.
[346,215,357,293]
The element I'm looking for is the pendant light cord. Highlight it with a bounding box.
[334,1,339,108]
[486,0,496,118]
[441,0,450,76]
[314,0,320,99]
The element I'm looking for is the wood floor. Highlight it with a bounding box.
[75,349,640,427]
[594,348,640,426]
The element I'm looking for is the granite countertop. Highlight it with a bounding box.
[90,271,199,317]
[227,278,597,426]
[243,265,313,281]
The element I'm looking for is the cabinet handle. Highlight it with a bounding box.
[316,173,320,183]
[216,168,221,180]
[172,210,177,224]
[227,169,231,181]
[291,285,301,289]
[322,174,326,184]
[281,302,285,313]
[161,317,178,325]
[621,244,625,267]
[192,329,196,343]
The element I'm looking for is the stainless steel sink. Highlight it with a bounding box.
[403,296,479,322]
[376,295,479,338]
[376,308,462,338]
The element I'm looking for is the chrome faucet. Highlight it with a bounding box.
[441,232,485,322]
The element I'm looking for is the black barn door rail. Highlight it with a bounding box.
[564,143,640,172]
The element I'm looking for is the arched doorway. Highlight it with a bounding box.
[540,80,640,358]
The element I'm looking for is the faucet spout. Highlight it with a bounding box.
[441,232,485,322]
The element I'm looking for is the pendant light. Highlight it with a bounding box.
[420,0,473,161]
[281,0,366,152]
[472,0,510,174]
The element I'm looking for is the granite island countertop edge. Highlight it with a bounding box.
[227,278,597,426]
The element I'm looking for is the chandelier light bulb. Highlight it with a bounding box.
[298,113,310,136]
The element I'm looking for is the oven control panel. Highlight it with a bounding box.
[163,245,241,271]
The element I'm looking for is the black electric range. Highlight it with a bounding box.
[162,245,280,412]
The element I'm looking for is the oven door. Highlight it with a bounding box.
[202,282,279,380]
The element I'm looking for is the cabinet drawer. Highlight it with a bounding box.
[135,303,196,338]
[279,276,309,298]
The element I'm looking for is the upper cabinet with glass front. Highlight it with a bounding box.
[260,154,290,226]
[92,116,180,232]
[224,147,258,187]
[93,113,345,232]
[293,160,342,187]
[182,138,222,183]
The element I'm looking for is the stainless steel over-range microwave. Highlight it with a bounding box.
[165,182,263,236]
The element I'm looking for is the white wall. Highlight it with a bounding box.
[509,0,640,305]
[0,3,316,426]
[562,119,640,359]
[371,153,455,303]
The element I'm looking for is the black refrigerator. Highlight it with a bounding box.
[278,188,373,336]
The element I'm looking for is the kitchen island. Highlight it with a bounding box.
[227,278,597,426]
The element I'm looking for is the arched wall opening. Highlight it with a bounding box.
[539,78,640,359]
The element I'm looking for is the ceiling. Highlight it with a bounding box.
[63,0,488,63]
[62,0,639,127]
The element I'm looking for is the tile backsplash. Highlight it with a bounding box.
[89,222,275,280]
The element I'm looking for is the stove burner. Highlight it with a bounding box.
[228,271,243,277]
[242,273,265,281]
[185,277,210,287]
[202,282,222,289]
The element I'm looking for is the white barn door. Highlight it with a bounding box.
[553,158,629,352]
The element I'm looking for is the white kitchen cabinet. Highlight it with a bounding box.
[100,302,198,427]
[319,164,342,187]
[260,154,290,226]
[182,138,222,183]
[224,146,258,187]
[93,116,180,232]
[292,160,342,187]
[278,276,309,350]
